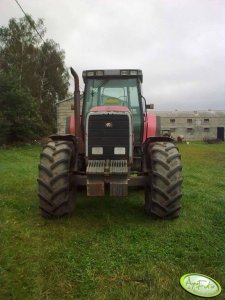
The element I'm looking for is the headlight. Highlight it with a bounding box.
[130,70,138,75]
[95,70,104,76]
[87,71,94,76]
[92,147,103,155]
[121,70,129,76]
[114,147,126,155]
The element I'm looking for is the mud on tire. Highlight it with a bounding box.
[145,142,182,219]
[37,140,76,218]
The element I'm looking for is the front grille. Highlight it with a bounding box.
[87,114,130,160]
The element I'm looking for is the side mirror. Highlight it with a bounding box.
[146,104,154,109]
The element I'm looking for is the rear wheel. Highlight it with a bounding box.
[37,140,76,218]
[145,142,182,219]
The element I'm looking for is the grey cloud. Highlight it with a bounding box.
[0,0,224,110]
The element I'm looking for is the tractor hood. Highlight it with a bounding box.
[90,106,131,113]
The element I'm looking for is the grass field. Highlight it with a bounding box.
[0,142,225,300]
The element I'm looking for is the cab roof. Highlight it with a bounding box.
[82,69,143,83]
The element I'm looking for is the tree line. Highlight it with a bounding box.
[0,16,69,143]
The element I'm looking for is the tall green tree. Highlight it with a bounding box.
[0,17,45,90]
[0,15,69,141]
[38,39,69,132]
[0,72,42,143]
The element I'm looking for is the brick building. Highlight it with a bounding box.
[56,97,73,134]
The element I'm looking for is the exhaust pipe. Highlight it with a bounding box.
[70,67,80,137]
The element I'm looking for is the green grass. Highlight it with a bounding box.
[0,142,225,300]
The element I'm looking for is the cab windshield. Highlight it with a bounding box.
[84,78,140,111]
[83,78,143,144]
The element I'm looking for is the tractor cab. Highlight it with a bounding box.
[82,70,144,146]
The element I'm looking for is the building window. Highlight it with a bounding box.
[170,119,175,124]
[170,128,176,132]
[187,128,193,133]
[204,128,210,132]
[187,119,192,124]
[204,118,209,124]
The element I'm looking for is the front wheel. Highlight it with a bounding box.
[145,142,182,219]
[37,140,76,218]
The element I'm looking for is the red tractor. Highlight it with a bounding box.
[38,69,182,219]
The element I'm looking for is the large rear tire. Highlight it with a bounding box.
[37,140,76,218]
[145,142,182,219]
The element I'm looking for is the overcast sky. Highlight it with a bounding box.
[1,0,225,110]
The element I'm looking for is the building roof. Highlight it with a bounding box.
[155,110,225,118]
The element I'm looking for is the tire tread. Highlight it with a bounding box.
[145,142,182,219]
[37,140,76,218]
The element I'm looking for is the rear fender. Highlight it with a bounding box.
[66,115,75,135]
[64,115,85,153]
[143,113,161,142]
[66,114,82,136]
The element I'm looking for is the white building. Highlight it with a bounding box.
[156,110,225,141]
